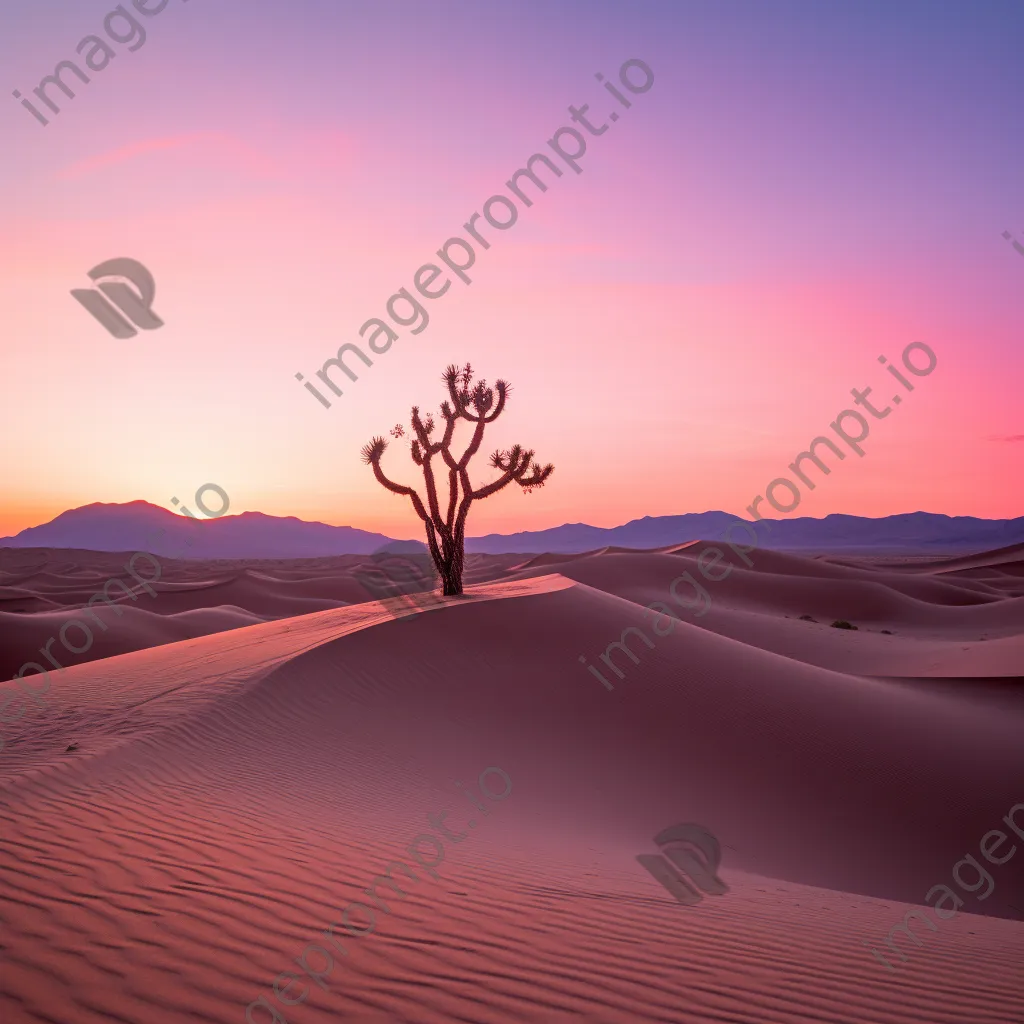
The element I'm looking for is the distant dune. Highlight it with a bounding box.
[0,540,1022,1022]
[0,548,525,682]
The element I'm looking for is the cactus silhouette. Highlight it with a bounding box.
[361,363,554,596]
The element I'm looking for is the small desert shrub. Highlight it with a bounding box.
[881,629,893,635]
[831,620,857,630]
[799,614,816,622]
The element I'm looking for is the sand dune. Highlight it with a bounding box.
[0,545,1022,1023]
[0,548,524,683]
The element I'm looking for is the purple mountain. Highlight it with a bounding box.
[0,502,393,560]
[1,503,1022,559]
[465,511,1024,554]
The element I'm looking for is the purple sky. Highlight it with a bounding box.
[1,0,1022,538]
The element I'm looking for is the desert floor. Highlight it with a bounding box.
[1,541,1023,1023]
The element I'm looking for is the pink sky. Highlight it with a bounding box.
[1,0,1021,540]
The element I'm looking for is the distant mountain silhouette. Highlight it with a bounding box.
[1,503,1021,559]
[465,511,1024,554]
[466,512,741,553]
[0,502,393,559]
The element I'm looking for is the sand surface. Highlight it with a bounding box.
[1,543,1023,1023]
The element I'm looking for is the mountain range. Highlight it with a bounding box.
[1,502,1022,559]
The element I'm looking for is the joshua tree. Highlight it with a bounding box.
[361,363,554,596]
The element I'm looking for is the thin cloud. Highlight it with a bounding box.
[988,434,1024,443]
[53,126,353,184]
[55,131,286,181]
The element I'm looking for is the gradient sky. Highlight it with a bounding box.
[1,0,1022,540]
